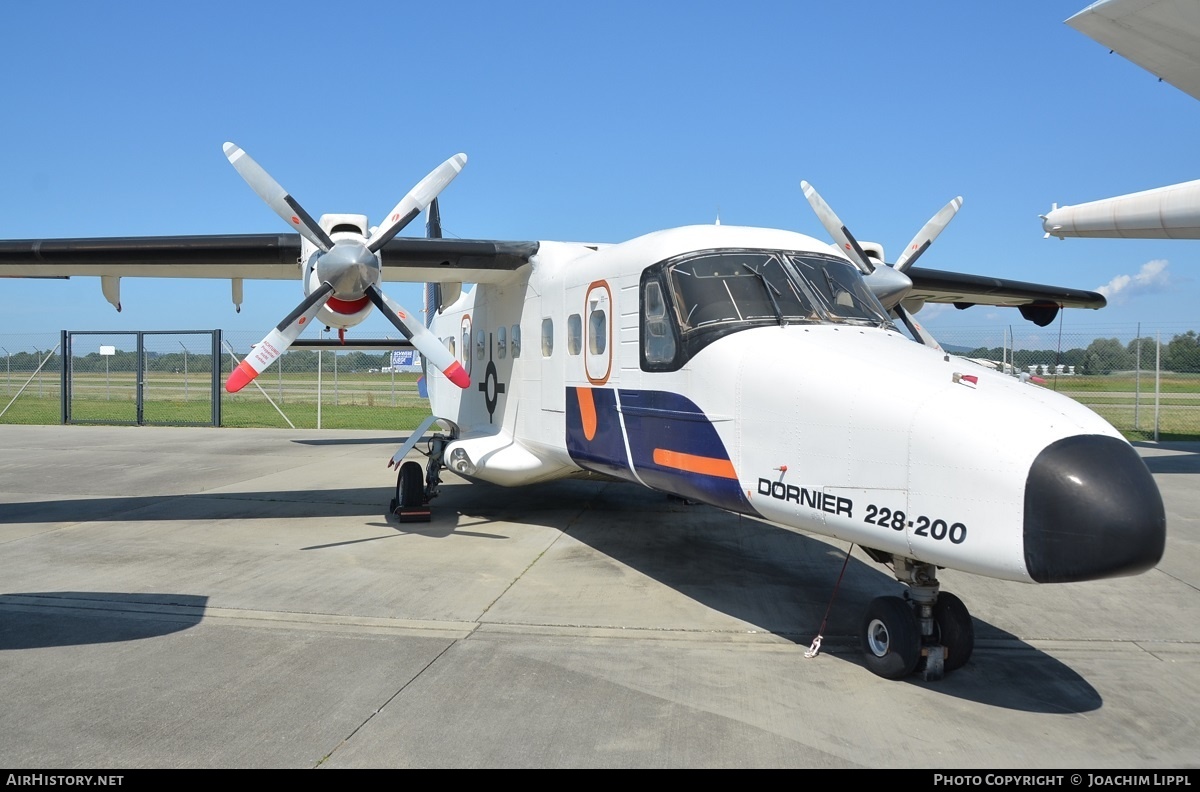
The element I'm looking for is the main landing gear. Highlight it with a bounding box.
[390,434,450,523]
[859,557,974,681]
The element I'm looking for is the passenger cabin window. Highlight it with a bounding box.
[476,329,486,360]
[588,309,606,355]
[541,318,553,357]
[497,326,507,359]
[567,314,582,355]
[512,325,521,357]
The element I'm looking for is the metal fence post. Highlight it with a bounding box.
[212,330,222,427]
[1155,332,1161,442]
[136,332,145,426]
[60,330,69,424]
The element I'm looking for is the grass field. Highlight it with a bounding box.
[4,370,1200,439]
[1041,373,1200,440]
[1045,371,1200,394]
[1,371,431,430]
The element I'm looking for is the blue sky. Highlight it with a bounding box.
[2,1,1196,353]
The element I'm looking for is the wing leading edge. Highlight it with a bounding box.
[904,265,1106,327]
[1067,0,1200,102]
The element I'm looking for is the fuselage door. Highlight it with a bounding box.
[584,280,613,385]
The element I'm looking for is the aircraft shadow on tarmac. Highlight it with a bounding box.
[434,477,1105,714]
[0,477,1103,713]
[0,488,512,550]
[1133,441,1200,474]
[290,436,411,446]
[302,520,509,549]
[0,488,400,524]
[0,592,206,650]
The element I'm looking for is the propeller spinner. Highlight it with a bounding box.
[222,143,470,393]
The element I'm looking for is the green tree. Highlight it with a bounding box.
[1081,338,1132,374]
[1127,336,1159,369]
[1165,331,1200,373]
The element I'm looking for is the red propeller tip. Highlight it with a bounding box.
[225,360,258,393]
[445,361,471,389]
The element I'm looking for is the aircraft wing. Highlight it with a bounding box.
[1067,0,1200,101]
[0,234,537,284]
[905,266,1106,326]
[1039,2,1200,240]
[1042,177,1200,239]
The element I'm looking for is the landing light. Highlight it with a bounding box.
[449,447,475,476]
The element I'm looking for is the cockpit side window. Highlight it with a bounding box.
[643,280,676,364]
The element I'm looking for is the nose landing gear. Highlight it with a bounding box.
[390,433,450,523]
[860,558,974,681]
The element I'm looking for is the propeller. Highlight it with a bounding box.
[223,143,334,252]
[800,181,962,350]
[222,143,470,393]
[227,282,333,393]
[367,155,465,252]
[893,196,964,273]
[365,285,469,387]
[800,180,875,274]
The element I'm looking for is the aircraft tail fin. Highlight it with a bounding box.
[424,198,442,330]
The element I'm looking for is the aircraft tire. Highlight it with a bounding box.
[933,592,974,672]
[861,596,921,679]
[397,460,425,508]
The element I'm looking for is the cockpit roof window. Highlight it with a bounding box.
[669,252,819,332]
[664,249,890,333]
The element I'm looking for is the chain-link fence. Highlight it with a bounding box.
[933,322,1200,441]
[216,330,427,430]
[3,323,1199,439]
[0,330,427,431]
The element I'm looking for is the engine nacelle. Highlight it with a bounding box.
[300,213,376,330]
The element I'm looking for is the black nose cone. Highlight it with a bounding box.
[1024,435,1165,583]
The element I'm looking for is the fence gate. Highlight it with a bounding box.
[61,330,222,426]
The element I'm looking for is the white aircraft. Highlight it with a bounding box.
[0,144,1166,681]
[1042,0,1200,239]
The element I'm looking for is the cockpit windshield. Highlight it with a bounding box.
[666,249,890,333]
[787,254,891,324]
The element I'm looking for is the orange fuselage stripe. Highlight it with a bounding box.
[652,448,737,479]
[577,387,598,441]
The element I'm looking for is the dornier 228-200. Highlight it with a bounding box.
[0,146,1165,681]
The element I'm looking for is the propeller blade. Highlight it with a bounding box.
[226,282,335,393]
[223,142,335,252]
[800,180,875,274]
[365,285,471,389]
[893,196,964,273]
[894,304,943,351]
[367,154,467,253]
